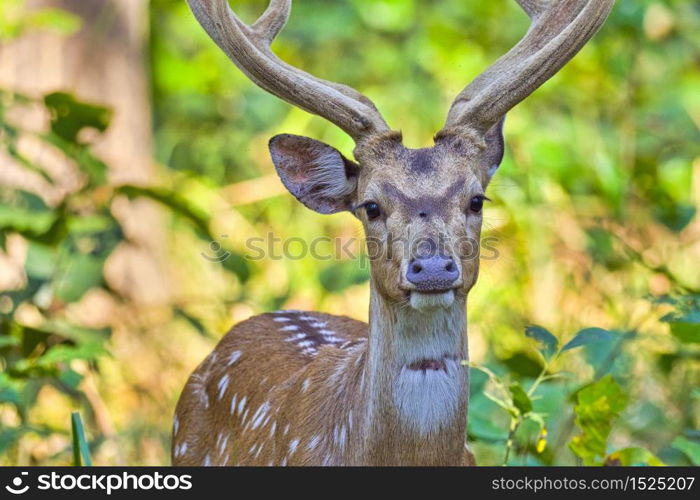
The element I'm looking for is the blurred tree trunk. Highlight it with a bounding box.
[0,0,170,304]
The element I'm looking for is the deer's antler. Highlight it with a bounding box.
[439,0,615,137]
[186,0,391,143]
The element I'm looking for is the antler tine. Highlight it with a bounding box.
[251,0,290,43]
[516,0,549,18]
[439,0,615,137]
[187,0,390,144]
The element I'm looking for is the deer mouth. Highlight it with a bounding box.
[409,289,455,310]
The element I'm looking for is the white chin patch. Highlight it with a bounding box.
[409,290,455,311]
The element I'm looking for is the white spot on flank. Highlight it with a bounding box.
[237,396,247,414]
[347,411,353,430]
[283,424,290,435]
[299,315,316,321]
[269,421,277,437]
[307,435,321,451]
[217,374,230,400]
[192,373,209,409]
[241,408,250,424]
[280,325,299,332]
[250,402,271,430]
[280,457,288,466]
[285,333,306,342]
[309,320,327,328]
[333,425,347,449]
[273,316,291,322]
[173,417,179,435]
[297,340,316,348]
[289,438,300,455]
[219,435,229,456]
[203,454,211,466]
[227,350,242,366]
[175,442,188,457]
[301,378,310,393]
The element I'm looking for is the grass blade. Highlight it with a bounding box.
[71,411,92,466]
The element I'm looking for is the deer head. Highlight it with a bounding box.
[188,0,614,312]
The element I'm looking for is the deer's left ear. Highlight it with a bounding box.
[482,116,506,181]
[269,134,359,214]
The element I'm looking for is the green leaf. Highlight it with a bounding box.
[653,202,696,233]
[667,313,700,344]
[0,335,19,348]
[44,92,112,144]
[24,243,58,279]
[568,375,628,465]
[36,341,107,366]
[54,253,105,303]
[502,352,544,378]
[563,327,615,351]
[509,382,533,415]
[36,320,111,345]
[525,325,559,358]
[672,436,700,465]
[0,202,56,239]
[58,368,84,391]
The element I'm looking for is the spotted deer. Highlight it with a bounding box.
[173,0,613,466]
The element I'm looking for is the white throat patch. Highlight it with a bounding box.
[391,304,468,435]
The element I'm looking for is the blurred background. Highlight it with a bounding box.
[0,0,698,466]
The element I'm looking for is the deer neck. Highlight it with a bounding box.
[357,287,469,464]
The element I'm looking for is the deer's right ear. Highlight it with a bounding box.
[269,134,359,214]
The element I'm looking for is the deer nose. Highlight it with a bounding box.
[406,255,460,292]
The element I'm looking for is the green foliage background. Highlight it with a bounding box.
[1,0,699,465]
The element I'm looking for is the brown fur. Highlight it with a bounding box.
[177,0,613,467]
[173,309,475,466]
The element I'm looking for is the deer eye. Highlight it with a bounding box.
[469,195,485,214]
[364,202,381,220]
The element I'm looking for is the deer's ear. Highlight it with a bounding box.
[269,134,359,214]
[483,116,506,181]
